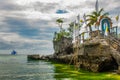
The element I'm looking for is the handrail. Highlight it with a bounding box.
[105,35,120,52]
[107,35,120,46]
[75,29,120,52]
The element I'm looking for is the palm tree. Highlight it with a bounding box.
[86,8,109,30]
[56,18,64,31]
[86,8,111,38]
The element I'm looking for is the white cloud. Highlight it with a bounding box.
[12,0,89,21]
[15,0,61,5]
[0,32,53,54]
[0,32,50,44]
[0,0,120,55]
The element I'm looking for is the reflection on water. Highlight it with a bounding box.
[0,54,120,80]
[0,54,55,80]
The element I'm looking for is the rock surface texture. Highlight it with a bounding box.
[53,37,73,56]
[28,37,119,72]
[52,37,118,72]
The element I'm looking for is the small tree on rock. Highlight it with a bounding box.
[56,18,64,31]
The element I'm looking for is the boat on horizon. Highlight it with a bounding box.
[11,50,17,55]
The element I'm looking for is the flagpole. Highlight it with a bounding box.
[95,0,99,13]
[117,14,119,37]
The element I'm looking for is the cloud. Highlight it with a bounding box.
[0,0,120,55]
[0,32,53,54]
[0,15,55,54]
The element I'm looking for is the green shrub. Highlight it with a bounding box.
[53,30,70,41]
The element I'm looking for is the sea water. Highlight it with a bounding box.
[0,54,55,80]
[0,54,120,80]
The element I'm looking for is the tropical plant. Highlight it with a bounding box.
[86,8,109,30]
[56,18,64,31]
[68,21,81,38]
[68,22,74,37]
[115,15,119,21]
[80,19,83,23]
[115,14,119,27]
[53,30,70,41]
[54,18,72,41]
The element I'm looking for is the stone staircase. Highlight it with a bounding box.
[106,35,120,52]
[106,35,120,70]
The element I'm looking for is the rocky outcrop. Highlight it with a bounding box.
[77,38,118,72]
[78,55,117,72]
[27,54,49,60]
[53,37,73,56]
[52,37,118,72]
[27,54,40,60]
[28,37,118,72]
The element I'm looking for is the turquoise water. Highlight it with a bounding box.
[0,54,120,80]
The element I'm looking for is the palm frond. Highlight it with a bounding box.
[86,15,96,18]
[56,18,63,23]
[98,8,104,14]
[86,18,96,22]
[102,12,109,16]
[92,11,98,16]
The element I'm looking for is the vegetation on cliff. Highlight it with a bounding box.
[53,30,70,41]
[86,8,109,28]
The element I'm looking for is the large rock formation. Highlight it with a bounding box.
[52,37,118,72]
[28,37,118,72]
[76,38,117,72]
[53,37,73,56]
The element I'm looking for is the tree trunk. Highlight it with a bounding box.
[60,23,63,32]
[89,26,92,39]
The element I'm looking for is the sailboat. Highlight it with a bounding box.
[11,50,17,55]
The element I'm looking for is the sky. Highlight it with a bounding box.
[0,0,120,55]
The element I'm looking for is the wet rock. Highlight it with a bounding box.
[27,54,49,60]
[27,54,40,60]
